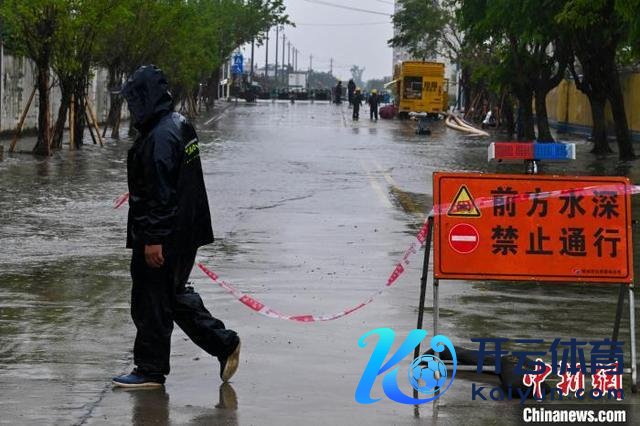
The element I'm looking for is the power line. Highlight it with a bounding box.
[372,0,394,4]
[301,0,391,16]
[295,21,390,27]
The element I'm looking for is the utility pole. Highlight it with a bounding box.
[309,54,313,72]
[264,30,269,78]
[281,33,286,85]
[250,39,255,82]
[287,41,291,73]
[330,58,333,75]
[275,26,279,83]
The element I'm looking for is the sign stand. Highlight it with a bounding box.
[414,193,638,399]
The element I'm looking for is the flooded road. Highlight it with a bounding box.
[1,101,639,424]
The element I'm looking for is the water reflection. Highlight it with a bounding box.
[129,388,170,425]
[191,383,239,425]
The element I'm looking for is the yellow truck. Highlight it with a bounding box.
[391,61,448,118]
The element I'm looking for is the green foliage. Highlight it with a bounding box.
[389,0,446,60]
[1,0,290,96]
[0,0,66,64]
[459,0,569,92]
[618,0,640,54]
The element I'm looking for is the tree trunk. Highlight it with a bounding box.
[588,95,611,154]
[112,102,123,138]
[502,94,515,139]
[461,66,471,112]
[105,67,123,139]
[607,71,635,159]
[204,69,220,110]
[51,78,72,150]
[51,96,69,150]
[32,66,51,155]
[517,92,536,141]
[72,89,87,148]
[534,87,554,142]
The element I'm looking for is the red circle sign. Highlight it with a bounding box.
[449,223,480,254]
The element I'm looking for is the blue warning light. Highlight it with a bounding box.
[533,143,575,161]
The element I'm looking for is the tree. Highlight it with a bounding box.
[1,0,66,155]
[51,0,122,149]
[459,0,570,141]
[558,0,635,159]
[350,65,365,88]
[95,0,290,130]
[389,0,446,61]
[95,0,185,137]
[2,0,291,149]
[390,0,481,113]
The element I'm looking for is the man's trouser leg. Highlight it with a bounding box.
[173,250,239,359]
[131,250,174,376]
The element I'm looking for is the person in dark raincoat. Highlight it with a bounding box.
[347,79,356,106]
[368,89,380,121]
[352,88,363,121]
[112,65,240,388]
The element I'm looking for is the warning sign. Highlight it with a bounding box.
[448,186,481,217]
[433,172,633,283]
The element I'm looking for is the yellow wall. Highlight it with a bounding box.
[546,72,640,135]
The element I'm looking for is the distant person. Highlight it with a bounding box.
[347,79,356,106]
[368,89,380,121]
[112,65,240,388]
[352,88,363,121]
[334,81,343,104]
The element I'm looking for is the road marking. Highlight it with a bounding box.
[360,159,393,208]
[204,104,234,125]
[371,158,398,188]
[368,158,426,219]
[205,114,225,125]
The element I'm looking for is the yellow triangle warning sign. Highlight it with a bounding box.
[448,185,481,217]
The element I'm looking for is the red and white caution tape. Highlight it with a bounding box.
[113,192,130,209]
[197,217,432,322]
[113,182,640,322]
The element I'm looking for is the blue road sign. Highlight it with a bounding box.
[231,53,244,75]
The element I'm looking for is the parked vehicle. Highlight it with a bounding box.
[391,61,448,119]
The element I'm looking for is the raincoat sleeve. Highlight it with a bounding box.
[141,131,181,245]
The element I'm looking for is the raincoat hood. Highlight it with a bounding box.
[121,65,174,132]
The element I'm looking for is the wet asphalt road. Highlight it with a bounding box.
[1,100,640,425]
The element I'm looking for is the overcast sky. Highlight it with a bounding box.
[240,0,395,82]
